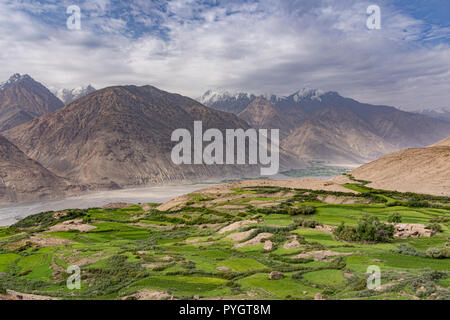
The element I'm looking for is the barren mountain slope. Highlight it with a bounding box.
[4,85,269,188]
[348,138,450,196]
[0,74,64,132]
[238,97,300,138]
[282,108,396,164]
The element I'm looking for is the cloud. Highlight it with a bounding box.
[0,0,449,110]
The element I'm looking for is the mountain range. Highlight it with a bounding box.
[1,73,450,204]
[200,89,450,164]
[3,84,270,193]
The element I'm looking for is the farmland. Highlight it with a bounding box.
[0,176,449,300]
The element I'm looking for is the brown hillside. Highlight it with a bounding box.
[0,135,70,204]
[347,138,450,196]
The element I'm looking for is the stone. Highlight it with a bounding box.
[216,266,231,272]
[314,293,325,300]
[264,240,274,251]
[269,271,284,280]
[314,254,326,261]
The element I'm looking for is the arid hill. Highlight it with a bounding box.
[0,74,63,132]
[0,135,70,204]
[346,137,450,196]
[431,136,450,147]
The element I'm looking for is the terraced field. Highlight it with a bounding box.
[0,177,449,300]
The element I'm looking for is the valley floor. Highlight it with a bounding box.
[0,176,449,300]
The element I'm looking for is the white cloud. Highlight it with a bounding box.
[0,0,449,110]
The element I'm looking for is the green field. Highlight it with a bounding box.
[0,179,449,300]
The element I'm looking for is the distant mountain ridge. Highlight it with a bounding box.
[200,88,450,164]
[0,74,64,132]
[413,107,450,123]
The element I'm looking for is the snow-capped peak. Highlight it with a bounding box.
[199,89,255,105]
[292,88,325,102]
[52,85,96,105]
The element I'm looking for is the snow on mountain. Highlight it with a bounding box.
[199,89,255,105]
[413,107,450,123]
[199,87,330,114]
[53,85,96,105]
[290,88,325,102]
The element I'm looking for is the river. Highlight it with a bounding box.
[0,183,217,227]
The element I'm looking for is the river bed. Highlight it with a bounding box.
[0,183,217,227]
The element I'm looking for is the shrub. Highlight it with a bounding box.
[287,206,316,216]
[293,218,320,228]
[387,213,402,223]
[430,216,450,223]
[334,215,394,243]
[426,248,444,259]
[393,244,426,257]
[386,201,404,207]
[334,223,360,242]
[426,247,449,259]
[426,223,442,233]
[407,199,429,208]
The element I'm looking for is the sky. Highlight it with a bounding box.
[0,0,449,110]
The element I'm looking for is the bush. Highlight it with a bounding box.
[333,215,394,243]
[334,223,360,242]
[293,218,320,229]
[407,199,429,208]
[287,206,316,216]
[426,223,442,233]
[426,247,449,259]
[387,213,402,223]
[393,244,426,257]
[430,216,450,224]
[386,201,404,207]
